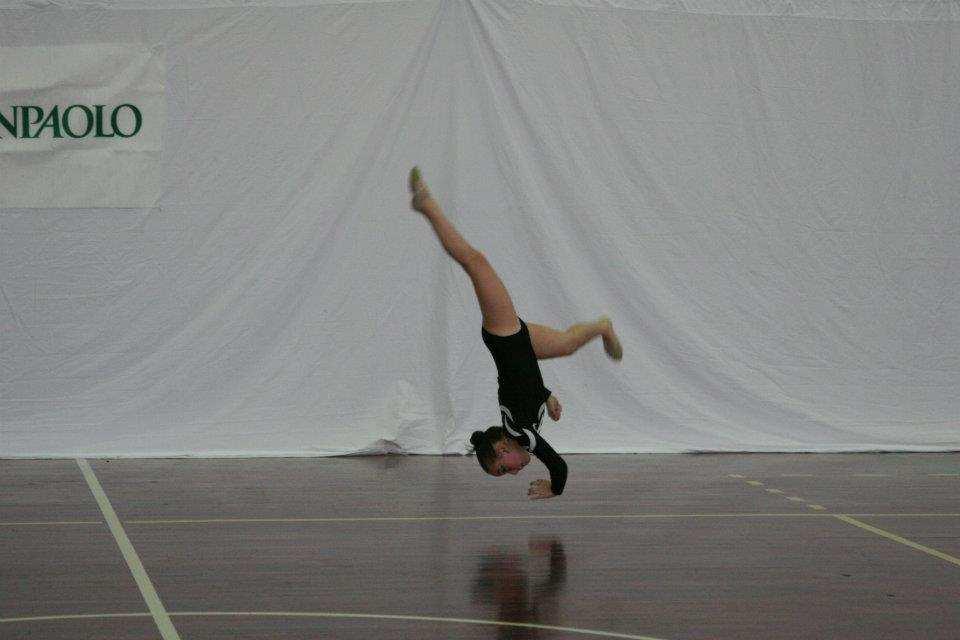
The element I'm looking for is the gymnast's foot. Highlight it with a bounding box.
[599,316,623,361]
[409,166,436,214]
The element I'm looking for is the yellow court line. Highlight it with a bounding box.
[125,513,842,525]
[4,514,959,528]
[0,611,669,639]
[119,512,960,525]
[834,515,960,568]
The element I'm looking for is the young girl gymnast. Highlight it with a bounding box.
[408,167,622,499]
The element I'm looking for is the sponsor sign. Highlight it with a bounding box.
[0,44,164,208]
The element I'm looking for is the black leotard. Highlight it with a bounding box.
[482,318,568,495]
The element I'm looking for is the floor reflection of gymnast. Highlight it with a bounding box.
[471,537,568,639]
[409,167,623,500]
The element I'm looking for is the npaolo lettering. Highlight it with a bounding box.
[0,104,142,139]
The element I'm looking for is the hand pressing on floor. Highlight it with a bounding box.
[528,479,556,500]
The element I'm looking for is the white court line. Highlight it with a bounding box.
[0,520,101,526]
[0,610,669,639]
[76,459,181,640]
[0,613,147,623]
[855,514,960,517]
[174,611,668,639]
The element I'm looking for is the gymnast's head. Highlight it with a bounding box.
[470,426,530,477]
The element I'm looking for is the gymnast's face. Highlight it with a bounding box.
[490,439,530,476]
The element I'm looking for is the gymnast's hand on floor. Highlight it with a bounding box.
[528,479,556,500]
[547,394,562,421]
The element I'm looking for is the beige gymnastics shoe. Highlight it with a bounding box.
[409,166,434,214]
[599,316,623,361]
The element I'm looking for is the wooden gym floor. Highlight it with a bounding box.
[1,453,958,639]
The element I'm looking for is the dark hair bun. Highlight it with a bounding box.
[469,431,485,448]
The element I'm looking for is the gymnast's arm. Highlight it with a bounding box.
[531,435,568,496]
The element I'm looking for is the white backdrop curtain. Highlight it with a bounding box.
[1,0,957,456]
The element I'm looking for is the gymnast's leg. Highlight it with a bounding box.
[408,167,521,337]
[527,318,622,361]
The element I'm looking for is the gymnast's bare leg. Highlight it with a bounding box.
[408,166,622,360]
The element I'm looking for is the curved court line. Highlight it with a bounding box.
[0,613,147,624]
[0,520,102,526]
[0,611,669,639]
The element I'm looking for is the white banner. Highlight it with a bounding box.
[0,4,956,457]
[0,44,163,208]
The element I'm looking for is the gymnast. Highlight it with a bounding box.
[408,167,622,500]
